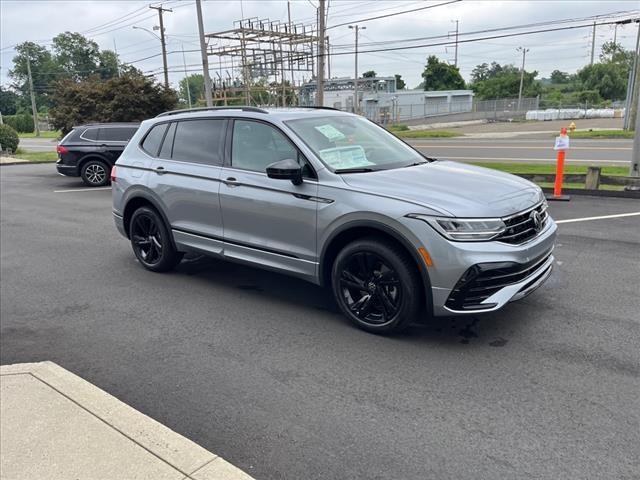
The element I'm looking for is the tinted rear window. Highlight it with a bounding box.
[99,127,137,142]
[81,128,99,141]
[171,119,225,165]
[141,123,168,156]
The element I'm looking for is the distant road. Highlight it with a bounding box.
[406,138,632,167]
[19,137,57,152]
[18,133,632,167]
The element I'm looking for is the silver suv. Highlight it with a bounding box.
[112,107,556,333]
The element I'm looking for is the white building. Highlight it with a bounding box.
[299,77,474,122]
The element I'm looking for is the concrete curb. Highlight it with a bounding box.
[540,186,640,199]
[0,160,56,166]
[0,362,254,480]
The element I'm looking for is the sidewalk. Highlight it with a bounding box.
[0,362,254,480]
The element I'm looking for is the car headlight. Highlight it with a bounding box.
[407,214,506,242]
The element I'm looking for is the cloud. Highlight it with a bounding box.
[1,0,638,90]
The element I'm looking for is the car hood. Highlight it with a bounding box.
[340,160,543,218]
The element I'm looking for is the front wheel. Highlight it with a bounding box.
[80,159,110,187]
[129,206,182,272]
[331,238,422,334]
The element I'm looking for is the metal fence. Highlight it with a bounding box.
[351,96,539,125]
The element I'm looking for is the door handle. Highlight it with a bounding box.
[225,177,240,187]
[155,166,167,175]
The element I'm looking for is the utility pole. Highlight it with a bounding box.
[25,51,40,137]
[629,21,640,177]
[349,24,365,114]
[181,45,192,108]
[113,38,120,77]
[590,21,596,65]
[287,0,295,102]
[516,47,529,111]
[317,0,326,106]
[327,36,331,79]
[149,4,172,88]
[452,20,459,67]
[624,20,640,131]
[195,0,213,106]
[631,90,639,178]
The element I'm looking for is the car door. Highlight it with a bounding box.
[219,118,318,279]
[147,118,227,255]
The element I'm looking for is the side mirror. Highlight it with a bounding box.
[266,159,303,185]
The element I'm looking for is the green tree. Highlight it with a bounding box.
[471,63,490,83]
[97,50,120,80]
[49,72,177,134]
[362,70,376,78]
[52,32,101,80]
[550,70,569,84]
[394,74,405,90]
[0,87,20,115]
[421,55,465,91]
[0,124,20,153]
[599,41,634,68]
[9,41,62,109]
[471,63,541,100]
[179,74,204,106]
[576,63,627,101]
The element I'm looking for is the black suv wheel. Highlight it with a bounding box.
[129,206,183,272]
[331,238,421,333]
[81,159,110,187]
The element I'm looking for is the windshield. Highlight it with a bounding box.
[285,115,426,172]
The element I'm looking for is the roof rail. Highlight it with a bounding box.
[292,106,341,111]
[156,106,269,117]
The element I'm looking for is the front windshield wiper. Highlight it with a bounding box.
[334,167,376,174]
[403,160,429,168]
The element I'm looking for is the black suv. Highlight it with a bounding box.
[56,123,139,186]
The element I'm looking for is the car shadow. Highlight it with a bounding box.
[174,254,527,348]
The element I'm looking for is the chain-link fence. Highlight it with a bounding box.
[353,97,539,125]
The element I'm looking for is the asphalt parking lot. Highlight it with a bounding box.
[1,163,639,480]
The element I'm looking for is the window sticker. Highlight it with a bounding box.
[319,146,373,169]
[314,124,346,142]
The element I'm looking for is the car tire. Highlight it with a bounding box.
[129,206,183,272]
[331,237,422,334]
[80,159,110,187]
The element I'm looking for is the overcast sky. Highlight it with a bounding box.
[1,0,639,91]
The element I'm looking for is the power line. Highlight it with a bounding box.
[325,18,639,57]
[328,0,461,30]
[329,10,638,49]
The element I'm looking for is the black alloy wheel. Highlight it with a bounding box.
[340,252,402,325]
[129,206,182,272]
[332,238,422,333]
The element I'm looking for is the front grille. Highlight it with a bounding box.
[496,202,548,245]
[445,252,552,311]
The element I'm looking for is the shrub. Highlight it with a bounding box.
[0,124,20,153]
[3,113,34,133]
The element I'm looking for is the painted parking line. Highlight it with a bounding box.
[555,212,640,224]
[54,187,112,193]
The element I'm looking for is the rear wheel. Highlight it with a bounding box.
[129,206,182,272]
[331,238,422,334]
[80,159,110,187]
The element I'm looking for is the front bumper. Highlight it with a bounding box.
[400,214,557,317]
[441,252,554,314]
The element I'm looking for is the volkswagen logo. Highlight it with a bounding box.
[530,210,542,232]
